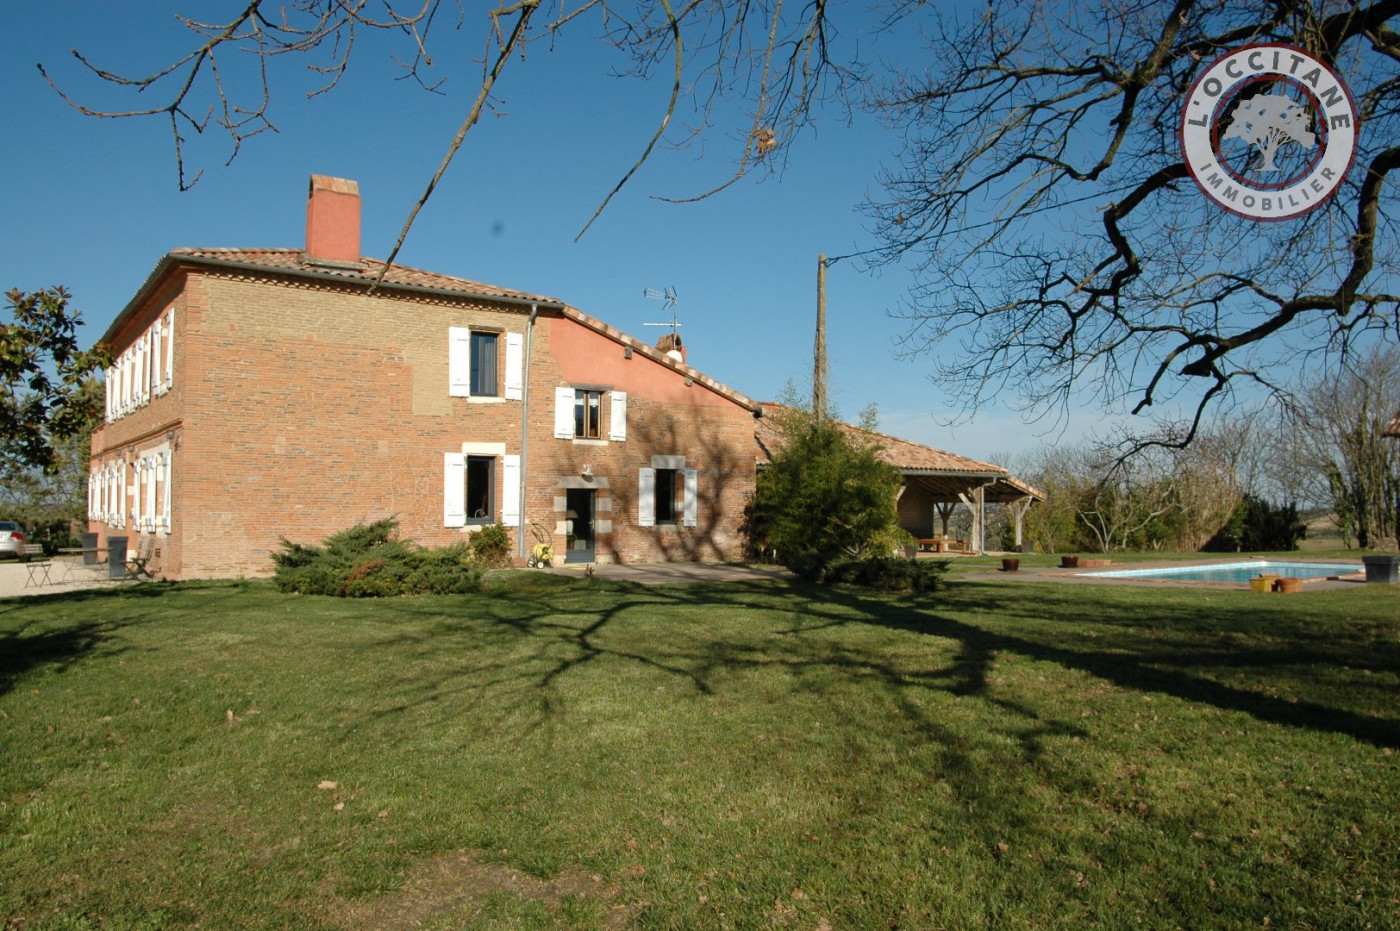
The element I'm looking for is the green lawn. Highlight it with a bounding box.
[2,572,1397,929]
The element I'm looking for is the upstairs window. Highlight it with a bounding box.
[575,390,602,439]
[470,332,498,396]
[554,387,626,441]
[449,327,521,400]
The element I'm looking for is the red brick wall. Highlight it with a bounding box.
[92,266,757,578]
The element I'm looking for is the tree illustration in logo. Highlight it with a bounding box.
[1221,92,1317,172]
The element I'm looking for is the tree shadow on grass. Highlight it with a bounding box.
[0,583,177,696]
[832,580,1400,750]
[367,573,1400,751]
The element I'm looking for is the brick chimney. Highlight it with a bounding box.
[304,175,361,265]
[656,332,686,364]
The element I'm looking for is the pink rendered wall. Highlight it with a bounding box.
[545,316,735,408]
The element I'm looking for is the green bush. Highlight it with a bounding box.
[272,519,483,596]
[469,522,514,568]
[824,556,947,592]
[1203,495,1307,552]
[745,410,903,581]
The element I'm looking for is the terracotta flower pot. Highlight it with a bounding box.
[1001,558,1020,572]
[1273,576,1302,594]
[1060,556,1080,569]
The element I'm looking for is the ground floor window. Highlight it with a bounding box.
[639,459,698,528]
[654,468,678,524]
[466,455,495,522]
[445,448,520,528]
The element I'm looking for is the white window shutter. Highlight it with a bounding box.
[140,331,151,403]
[134,338,146,407]
[502,454,521,527]
[133,459,145,530]
[118,460,128,529]
[161,450,173,532]
[504,332,524,400]
[444,453,466,527]
[163,308,175,390]
[638,468,656,527]
[145,456,158,530]
[105,368,115,421]
[609,391,628,441]
[682,469,698,527]
[554,387,575,439]
[448,327,473,397]
[151,322,163,396]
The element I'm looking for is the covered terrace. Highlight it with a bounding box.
[754,404,1044,554]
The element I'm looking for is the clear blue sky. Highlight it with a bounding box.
[0,2,1101,464]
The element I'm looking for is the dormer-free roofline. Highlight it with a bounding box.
[102,249,761,415]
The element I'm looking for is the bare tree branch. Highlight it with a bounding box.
[870,0,1400,448]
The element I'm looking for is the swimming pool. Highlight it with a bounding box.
[1079,560,1363,585]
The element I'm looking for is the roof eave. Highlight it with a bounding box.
[101,251,568,346]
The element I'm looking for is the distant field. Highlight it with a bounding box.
[2,574,1397,929]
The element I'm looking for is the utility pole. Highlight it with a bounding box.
[814,253,827,420]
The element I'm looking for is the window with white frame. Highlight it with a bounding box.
[106,307,175,423]
[90,451,171,531]
[444,447,520,528]
[554,388,627,441]
[449,327,522,400]
[638,456,697,528]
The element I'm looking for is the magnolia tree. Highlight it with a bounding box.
[2,287,108,475]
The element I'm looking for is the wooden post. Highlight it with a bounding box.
[814,254,827,420]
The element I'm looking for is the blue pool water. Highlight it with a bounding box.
[1080,561,1362,584]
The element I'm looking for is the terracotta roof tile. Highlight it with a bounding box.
[169,248,563,304]
[755,403,1044,500]
[108,246,759,413]
[756,403,1003,473]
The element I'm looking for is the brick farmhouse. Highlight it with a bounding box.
[89,176,759,579]
[89,175,1037,579]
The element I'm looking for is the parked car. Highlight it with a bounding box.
[0,521,26,559]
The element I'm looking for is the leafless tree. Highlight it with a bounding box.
[38,0,854,276]
[36,1,1400,445]
[868,0,1400,450]
[1291,346,1400,548]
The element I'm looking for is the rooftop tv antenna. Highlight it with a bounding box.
[643,286,685,362]
[643,286,680,334]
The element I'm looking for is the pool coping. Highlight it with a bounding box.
[968,557,1369,591]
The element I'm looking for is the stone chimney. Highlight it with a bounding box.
[304,175,361,265]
